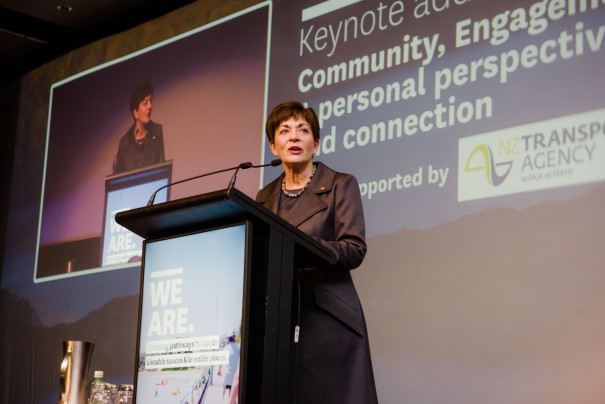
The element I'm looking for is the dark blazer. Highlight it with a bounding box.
[256,162,378,404]
[113,120,165,174]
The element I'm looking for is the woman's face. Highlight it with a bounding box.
[270,116,319,167]
[133,95,153,125]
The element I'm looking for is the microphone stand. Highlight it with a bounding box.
[227,162,253,191]
[147,162,252,206]
[147,159,283,206]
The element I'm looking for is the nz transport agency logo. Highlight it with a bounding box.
[458,132,523,201]
[458,108,605,202]
[463,144,514,187]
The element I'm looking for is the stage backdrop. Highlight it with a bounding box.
[1,1,605,403]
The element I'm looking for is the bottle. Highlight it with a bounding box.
[88,371,111,404]
[89,370,104,399]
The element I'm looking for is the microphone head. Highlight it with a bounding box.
[271,159,282,167]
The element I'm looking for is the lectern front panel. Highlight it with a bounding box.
[134,223,247,403]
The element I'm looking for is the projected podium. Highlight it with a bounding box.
[115,187,336,404]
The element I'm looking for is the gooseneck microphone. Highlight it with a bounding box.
[259,159,283,168]
[227,158,282,191]
[147,162,252,206]
[147,159,282,206]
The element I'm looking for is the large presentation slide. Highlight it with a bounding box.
[264,2,603,402]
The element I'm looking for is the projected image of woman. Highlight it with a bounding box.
[113,80,165,174]
[256,101,378,403]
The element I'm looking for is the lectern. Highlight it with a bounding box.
[115,187,336,404]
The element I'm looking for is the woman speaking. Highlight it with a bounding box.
[256,101,378,403]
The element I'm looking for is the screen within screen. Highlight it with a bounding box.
[102,162,172,267]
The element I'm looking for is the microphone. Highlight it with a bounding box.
[227,159,282,191]
[147,162,252,206]
[146,159,283,206]
[227,162,253,190]
[259,159,283,168]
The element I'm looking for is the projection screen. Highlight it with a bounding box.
[1,1,604,403]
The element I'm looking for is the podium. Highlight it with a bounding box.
[115,187,336,403]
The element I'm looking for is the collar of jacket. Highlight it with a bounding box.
[259,161,336,228]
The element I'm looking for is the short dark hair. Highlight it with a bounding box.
[265,101,320,144]
[129,81,153,114]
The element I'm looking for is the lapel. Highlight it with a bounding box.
[278,162,335,228]
[258,175,282,214]
[258,162,336,227]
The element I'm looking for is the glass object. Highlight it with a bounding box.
[115,384,134,403]
[108,384,118,403]
[88,383,113,404]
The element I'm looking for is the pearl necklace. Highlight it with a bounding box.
[282,164,317,198]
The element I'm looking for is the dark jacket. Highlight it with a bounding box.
[256,162,378,404]
[113,120,165,174]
